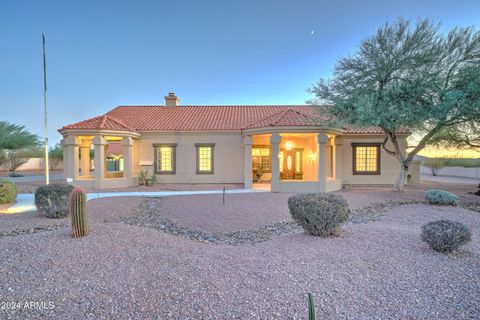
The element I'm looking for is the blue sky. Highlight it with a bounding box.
[1,0,479,144]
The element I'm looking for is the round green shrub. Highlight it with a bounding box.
[288,193,349,237]
[421,220,472,253]
[425,189,459,205]
[0,179,17,205]
[35,184,75,218]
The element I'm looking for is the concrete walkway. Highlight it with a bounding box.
[2,188,268,214]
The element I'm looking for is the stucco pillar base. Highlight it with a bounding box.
[270,133,281,192]
[334,136,343,182]
[243,136,253,189]
[317,133,328,192]
[63,135,80,181]
[80,139,91,177]
[122,137,135,186]
[93,135,107,189]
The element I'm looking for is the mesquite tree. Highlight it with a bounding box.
[0,121,40,171]
[310,19,480,191]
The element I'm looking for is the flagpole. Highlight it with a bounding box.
[42,33,50,185]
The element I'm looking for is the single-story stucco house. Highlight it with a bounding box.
[59,93,419,192]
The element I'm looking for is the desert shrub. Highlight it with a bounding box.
[288,193,349,237]
[425,189,459,205]
[423,158,446,176]
[421,220,472,253]
[35,184,74,218]
[0,179,17,204]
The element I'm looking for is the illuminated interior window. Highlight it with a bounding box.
[252,146,271,172]
[354,145,379,173]
[160,147,172,171]
[295,151,301,173]
[279,152,284,172]
[156,145,175,173]
[197,146,213,173]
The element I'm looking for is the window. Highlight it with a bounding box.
[279,151,284,172]
[252,145,271,172]
[154,143,177,174]
[352,143,380,175]
[196,143,215,174]
[295,150,302,174]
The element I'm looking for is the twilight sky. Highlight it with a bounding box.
[1,0,479,146]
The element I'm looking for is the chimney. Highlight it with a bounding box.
[165,92,180,106]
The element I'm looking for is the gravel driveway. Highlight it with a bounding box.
[1,186,479,319]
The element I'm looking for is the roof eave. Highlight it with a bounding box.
[241,126,345,135]
[58,128,140,138]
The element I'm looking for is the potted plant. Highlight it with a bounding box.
[255,168,263,183]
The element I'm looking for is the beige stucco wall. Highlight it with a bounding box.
[136,132,244,184]
[340,134,406,185]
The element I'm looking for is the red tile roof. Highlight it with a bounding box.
[242,108,332,129]
[60,105,403,134]
[61,114,136,132]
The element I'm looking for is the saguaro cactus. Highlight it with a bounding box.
[70,187,89,237]
[307,293,316,320]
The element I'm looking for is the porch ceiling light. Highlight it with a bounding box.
[285,141,293,151]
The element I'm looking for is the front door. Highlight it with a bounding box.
[283,150,296,179]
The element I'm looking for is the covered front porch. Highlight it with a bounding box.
[243,131,343,193]
[61,132,139,189]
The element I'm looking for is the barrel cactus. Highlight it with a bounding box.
[70,187,89,238]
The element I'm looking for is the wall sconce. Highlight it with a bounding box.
[285,141,293,151]
[309,151,317,163]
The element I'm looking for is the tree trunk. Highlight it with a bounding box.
[394,167,409,191]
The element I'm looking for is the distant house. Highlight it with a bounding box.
[59,93,409,191]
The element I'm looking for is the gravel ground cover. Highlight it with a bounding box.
[1,203,479,319]
[1,183,479,319]
[145,193,294,233]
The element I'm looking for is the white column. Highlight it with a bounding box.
[243,135,253,189]
[93,135,107,189]
[122,137,134,186]
[63,135,79,181]
[317,133,328,192]
[334,136,343,182]
[61,138,68,180]
[80,139,91,176]
[270,132,281,192]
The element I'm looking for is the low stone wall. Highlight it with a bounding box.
[421,165,480,179]
[0,158,64,171]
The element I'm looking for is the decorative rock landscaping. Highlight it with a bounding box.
[1,183,479,319]
[122,197,474,244]
[0,223,67,237]
[122,198,302,245]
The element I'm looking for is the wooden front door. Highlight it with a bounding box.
[282,150,296,179]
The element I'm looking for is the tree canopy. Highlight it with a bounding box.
[49,144,64,170]
[0,121,40,171]
[309,18,480,190]
[0,121,39,150]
